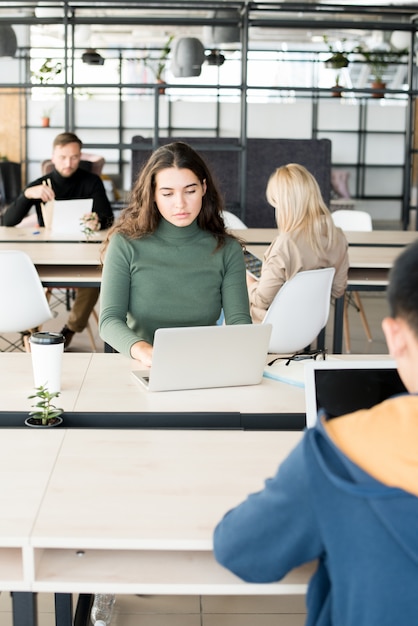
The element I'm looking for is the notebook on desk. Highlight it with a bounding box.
[132,323,272,392]
[304,359,406,428]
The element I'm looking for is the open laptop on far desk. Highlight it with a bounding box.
[132,324,272,392]
[42,198,93,233]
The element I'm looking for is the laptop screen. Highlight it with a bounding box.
[304,360,407,428]
[42,198,94,233]
[132,323,272,392]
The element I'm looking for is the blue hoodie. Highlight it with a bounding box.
[213,395,418,626]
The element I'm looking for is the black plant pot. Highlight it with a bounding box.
[25,416,63,428]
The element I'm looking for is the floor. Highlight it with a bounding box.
[0,592,308,626]
[0,259,391,624]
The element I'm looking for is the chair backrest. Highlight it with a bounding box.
[332,209,373,232]
[0,161,21,211]
[222,210,248,229]
[263,267,335,353]
[0,251,53,332]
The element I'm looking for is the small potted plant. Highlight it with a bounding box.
[31,58,63,85]
[80,211,100,241]
[41,106,53,127]
[355,45,408,98]
[155,34,174,91]
[26,385,63,428]
[323,36,350,97]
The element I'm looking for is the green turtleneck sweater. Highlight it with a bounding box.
[99,218,252,357]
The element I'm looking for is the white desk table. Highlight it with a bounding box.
[233,228,418,247]
[247,244,402,270]
[0,241,101,265]
[0,235,406,292]
[0,226,108,243]
[2,226,417,248]
[0,240,102,287]
[0,428,309,626]
[0,352,392,624]
[31,429,308,594]
[0,353,307,430]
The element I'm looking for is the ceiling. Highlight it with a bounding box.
[2,1,418,53]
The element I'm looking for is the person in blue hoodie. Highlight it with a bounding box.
[213,240,418,626]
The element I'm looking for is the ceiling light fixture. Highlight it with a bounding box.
[203,10,241,46]
[206,49,226,66]
[0,25,17,57]
[171,37,205,77]
[82,49,104,65]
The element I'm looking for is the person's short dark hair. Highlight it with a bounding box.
[387,240,418,337]
[53,132,82,149]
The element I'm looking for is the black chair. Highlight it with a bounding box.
[131,136,331,227]
[0,161,21,224]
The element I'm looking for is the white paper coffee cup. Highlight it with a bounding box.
[29,332,64,393]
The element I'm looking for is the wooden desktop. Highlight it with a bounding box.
[0,352,307,430]
[0,224,406,624]
[0,428,310,626]
[0,350,393,625]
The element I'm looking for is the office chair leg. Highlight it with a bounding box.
[85,308,99,352]
[353,291,372,342]
[23,333,31,353]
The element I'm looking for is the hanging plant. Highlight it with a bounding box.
[155,34,174,82]
[323,36,350,91]
[31,58,63,84]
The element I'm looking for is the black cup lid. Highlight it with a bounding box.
[29,332,64,345]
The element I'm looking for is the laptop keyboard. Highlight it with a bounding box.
[244,250,262,279]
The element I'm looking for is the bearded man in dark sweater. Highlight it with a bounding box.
[3,132,114,349]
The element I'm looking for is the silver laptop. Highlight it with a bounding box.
[132,324,272,392]
[304,359,406,428]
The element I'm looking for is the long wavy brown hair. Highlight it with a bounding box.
[101,141,238,258]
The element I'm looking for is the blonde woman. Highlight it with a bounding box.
[247,163,349,323]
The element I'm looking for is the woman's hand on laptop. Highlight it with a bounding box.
[130,340,153,367]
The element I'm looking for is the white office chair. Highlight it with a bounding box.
[0,250,53,352]
[332,209,373,232]
[332,209,373,353]
[222,210,248,229]
[263,267,335,354]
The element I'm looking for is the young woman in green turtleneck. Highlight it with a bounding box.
[99,141,251,364]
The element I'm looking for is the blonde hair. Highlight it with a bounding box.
[266,163,337,256]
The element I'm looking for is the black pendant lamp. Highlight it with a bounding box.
[82,49,105,65]
[0,25,17,57]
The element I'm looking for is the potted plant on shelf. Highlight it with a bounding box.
[31,58,63,84]
[41,106,53,127]
[26,385,63,428]
[80,211,100,241]
[154,34,174,92]
[323,36,350,97]
[355,45,408,98]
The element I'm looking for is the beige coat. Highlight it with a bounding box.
[248,220,349,323]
